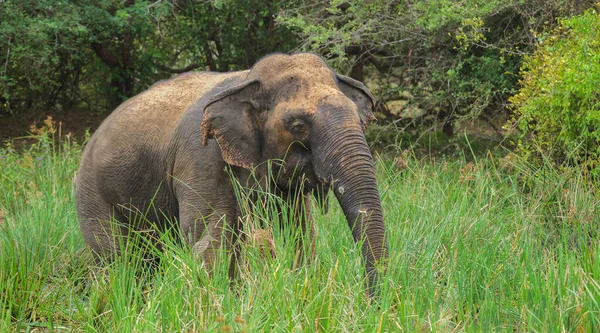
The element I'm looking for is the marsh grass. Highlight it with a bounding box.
[1,129,599,332]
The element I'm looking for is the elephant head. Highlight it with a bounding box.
[201,53,388,295]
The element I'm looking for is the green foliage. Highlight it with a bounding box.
[82,0,175,104]
[0,0,91,112]
[2,133,600,331]
[0,0,175,113]
[0,0,297,115]
[278,0,595,135]
[509,8,600,172]
[172,0,298,71]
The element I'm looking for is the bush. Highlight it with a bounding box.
[509,8,600,172]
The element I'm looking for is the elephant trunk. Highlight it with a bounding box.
[313,121,388,296]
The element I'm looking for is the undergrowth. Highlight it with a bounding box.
[1,128,599,332]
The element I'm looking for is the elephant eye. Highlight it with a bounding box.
[290,120,308,136]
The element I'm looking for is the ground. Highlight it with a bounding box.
[0,109,106,145]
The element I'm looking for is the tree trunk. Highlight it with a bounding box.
[349,57,364,82]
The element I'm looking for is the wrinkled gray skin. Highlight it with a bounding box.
[76,53,388,295]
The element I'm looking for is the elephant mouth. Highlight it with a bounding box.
[274,172,322,193]
[304,177,330,194]
[302,176,319,190]
[272,161,328,195]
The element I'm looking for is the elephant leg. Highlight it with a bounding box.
[178,191,239,276]
[77,194,130,264]
[287,193,316,270]
[228,221,244,279]
[190,216,236,274]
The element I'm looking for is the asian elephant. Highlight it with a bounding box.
[75,53,388,295]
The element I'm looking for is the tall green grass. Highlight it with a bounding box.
[1,131,599,332]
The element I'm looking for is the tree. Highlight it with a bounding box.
[0,0,91,113]
[0,0,298,115]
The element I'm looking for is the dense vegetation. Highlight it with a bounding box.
[0,0,297,113]
[1,128,599,331]
[1,1,596,134]
[509,9,600,173]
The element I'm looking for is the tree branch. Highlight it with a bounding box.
[204,42,216,71]
[345,45,406,74]
[153,62,201,73]
[91,42,121,68]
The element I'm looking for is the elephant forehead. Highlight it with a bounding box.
[317,94,361,123]
[249,53,337,87]
[274,85,349,116]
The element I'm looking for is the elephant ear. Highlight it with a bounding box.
[336,74,376,131]
[201,80,262,169]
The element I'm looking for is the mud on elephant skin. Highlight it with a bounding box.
[75,53,389,296]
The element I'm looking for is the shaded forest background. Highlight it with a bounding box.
[1,0,599,166]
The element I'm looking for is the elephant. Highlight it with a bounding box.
[75,53,388,295]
